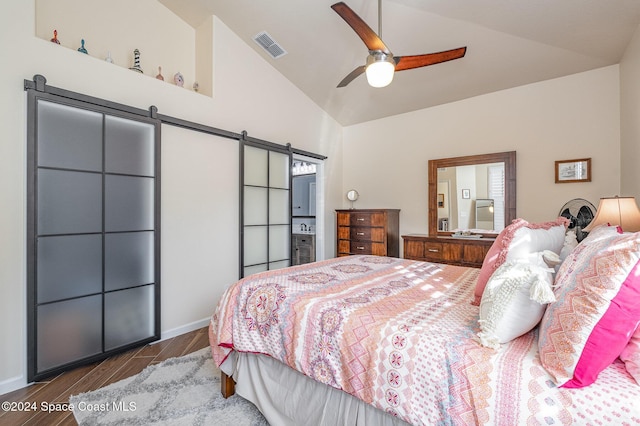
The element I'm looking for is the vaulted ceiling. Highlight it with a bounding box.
[159,0,640,126]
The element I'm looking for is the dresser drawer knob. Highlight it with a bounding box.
[428,248,439,253]
[356,232,365,236]
[357,246,365,250]
[356,218,365,221]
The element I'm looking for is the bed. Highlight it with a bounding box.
[210,247,640,425]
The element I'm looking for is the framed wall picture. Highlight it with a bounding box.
[462,189,470,199]
[555,158,591,183]
[437,193,445,208]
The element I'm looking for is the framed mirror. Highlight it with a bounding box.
[428,151,516,238]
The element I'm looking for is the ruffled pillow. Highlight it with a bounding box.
[538,227,640,388]
[473,218,568,305]
[477,251,556,349]
[620,327,640,385]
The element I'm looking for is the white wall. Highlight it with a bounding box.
[36,0,199,93]
[160,127,238,333]
[0,0,343,394]
[621,24,640,198]
[342,66,621,244]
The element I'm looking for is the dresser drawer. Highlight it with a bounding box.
[350,227,385,242]
[338,241,387,256]
[349,212,386,227]
[350,212,372,226]
[422,242,444,261]
[337,240,371,255]
[351,241,372,253]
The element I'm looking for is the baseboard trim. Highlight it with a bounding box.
[0,375,28,396]
[158,317,210,343]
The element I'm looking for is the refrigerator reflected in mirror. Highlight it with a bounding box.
[475,199,495,230]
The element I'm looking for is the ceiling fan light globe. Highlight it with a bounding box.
[365,55,395,88]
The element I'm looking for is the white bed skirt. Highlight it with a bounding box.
[222,351,411,426]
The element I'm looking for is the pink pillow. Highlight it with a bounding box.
[620,326,640,385]
[473,218,568,305]
[473,219,526,305]
[538,230,640,388]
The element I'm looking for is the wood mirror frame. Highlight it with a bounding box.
[428,151,516,238]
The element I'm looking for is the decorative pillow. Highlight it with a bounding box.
[620,327,640,385]
[477,251,556,349]
[558,229,578,263]
[538,230,640,388]
[473,217,569,305]
[553,224,623,291]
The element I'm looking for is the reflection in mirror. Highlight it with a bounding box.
[437,163,505,232]
[428,151,516,238]
[476,199,495,229]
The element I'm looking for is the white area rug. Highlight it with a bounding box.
[70,347,268,425]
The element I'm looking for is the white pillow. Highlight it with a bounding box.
[477,252,556,349]
[505,222,567,259]
[559,229,578,262]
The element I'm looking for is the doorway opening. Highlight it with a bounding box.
[291,155,324,265]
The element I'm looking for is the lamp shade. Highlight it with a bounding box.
[365,54,395,88]
[583,196,640,232]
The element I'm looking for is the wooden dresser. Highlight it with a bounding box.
[336,209,400,257]
[402,234,494,268]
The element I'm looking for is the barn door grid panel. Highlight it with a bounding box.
[26,76,161,381]
[240,135,292,278]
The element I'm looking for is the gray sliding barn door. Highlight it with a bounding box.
[240,139,292,277]
[26,88,161,382]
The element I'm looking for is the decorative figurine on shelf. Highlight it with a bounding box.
[156,66,164,81]
[77,39,88,54]
[174,72,184,87]
[105,51,114,64]
[50,29,60,44]
[192,81,199,92]
[129,49,143,73]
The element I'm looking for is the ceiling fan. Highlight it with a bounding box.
[331,1,467,88]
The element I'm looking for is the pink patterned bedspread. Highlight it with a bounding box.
[210,255,640,425]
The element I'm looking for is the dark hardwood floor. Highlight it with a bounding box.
[0,326,210,425]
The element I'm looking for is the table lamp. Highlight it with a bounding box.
[583,196,640,232]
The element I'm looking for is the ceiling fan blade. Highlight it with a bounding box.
[394,47,467,71]
[331,2,390,54]
[337,65,366,87]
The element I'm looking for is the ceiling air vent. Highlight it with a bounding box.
[253,31,287,59]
